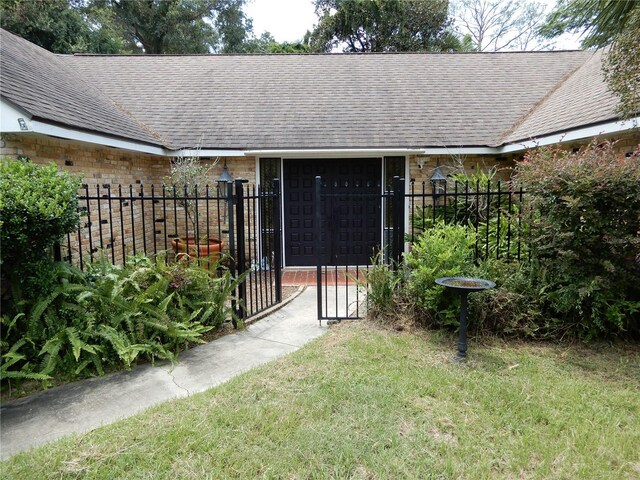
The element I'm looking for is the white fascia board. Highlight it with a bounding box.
[0,98,33,132]
[496,117,640,154]
[243,148,424,158]
[419,118,639,156]
[30,120,166,156]
[421,146,498,155]
[170,149,247,157]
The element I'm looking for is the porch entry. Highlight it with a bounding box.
[283,158,382,266]
[314,175,406,322]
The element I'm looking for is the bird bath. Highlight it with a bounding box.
[435,277,496,360]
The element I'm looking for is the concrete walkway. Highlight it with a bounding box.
[0,286,326,460]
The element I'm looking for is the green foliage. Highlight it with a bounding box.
[0,158,80,260]
[469,259,545,337]
[92,0,251,54]
[540,0,639,48]
[1,0,252,54]
[0,0,120,53]
[540,0,640,119]
[410,166,530,262]
[0,158,80,308]
[405,223,477,326]
[356,251,404,320]
[1,255,240,389]
[215,0,254,53]
[240,32,311,53]
[516,140,640,338]
[602,9,640,120]
[0,315,51,383]
[309,0,458,52]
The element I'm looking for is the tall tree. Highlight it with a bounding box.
[308,0,459,53]
[540,0,638,48]
[0,0,121,53]
[215,0,252,53]
[1,0,252,54]
[240,32,311,54]
[541,0,640,119]
[452,0,550,51]
[92,0,252,54]
[602,9,640,119]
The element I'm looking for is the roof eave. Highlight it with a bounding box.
[496,117,639,154]
[30,119,167,156]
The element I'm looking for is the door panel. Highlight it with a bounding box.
[283,158,381,266]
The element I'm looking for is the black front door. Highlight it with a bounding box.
[283,158,382,266]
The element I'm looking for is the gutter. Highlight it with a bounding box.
[242,148,425,158]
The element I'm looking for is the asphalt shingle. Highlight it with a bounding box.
[0,29,163,146]
[0,28,620,151]
[503,50,619,144]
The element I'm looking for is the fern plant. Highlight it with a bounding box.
[2,252,241,392]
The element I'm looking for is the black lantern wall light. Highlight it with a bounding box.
[429,161,447,206]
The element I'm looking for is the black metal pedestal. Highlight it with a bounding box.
[435,277,496,361]
[457,292,469,360]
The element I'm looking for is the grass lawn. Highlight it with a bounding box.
[2,322,639,479]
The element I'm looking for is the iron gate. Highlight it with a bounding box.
[314,176,405,322]
[313,174,528,322]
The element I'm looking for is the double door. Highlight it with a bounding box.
[283,158,382,266]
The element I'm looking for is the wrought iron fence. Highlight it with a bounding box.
[406,178,530,262]
[315,176,529,322]
[57,179,283,321]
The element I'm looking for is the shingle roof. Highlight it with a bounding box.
[0,30,163,146]
[502,49,619,144]
[0,28,620,151]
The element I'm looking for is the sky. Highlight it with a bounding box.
[244,0,583,49]
[245,0,317,43]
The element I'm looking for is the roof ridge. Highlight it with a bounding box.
[61,58,171,148]
[495,50,600,146]
[67,50,585,58]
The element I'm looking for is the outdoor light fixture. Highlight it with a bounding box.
[216,160,233,187]
[17,118,29,131]
[429,162,447,201]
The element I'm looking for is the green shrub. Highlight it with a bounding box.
[0,157,80,307]
[516,140,640,339]
[405,223,477,327]
[410,166,530,262]
[358,251,404,320]
[469,259,545,337]
[1,254,241,389]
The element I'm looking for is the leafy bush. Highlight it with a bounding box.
[469,259,545,337]
[405,223,477,327]
[516,140,640,338]
[0,157,80,308]
[1,255,240,389]
[357,251,404,320]
[410,166,530,262]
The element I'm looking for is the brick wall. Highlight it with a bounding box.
[0,133,261,267]
[610,130,640,155]
[1,133,170,186]
[408,154,512,191]
[2,130,637,268]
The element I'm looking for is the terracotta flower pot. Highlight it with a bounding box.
[171,237,224,269]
